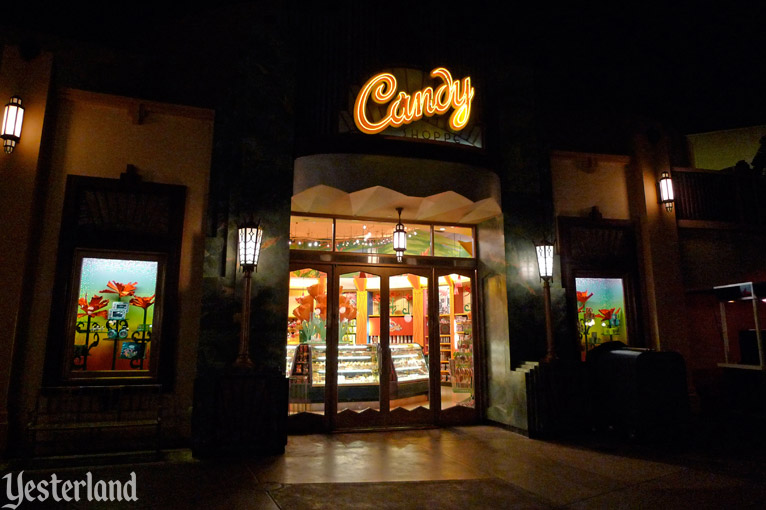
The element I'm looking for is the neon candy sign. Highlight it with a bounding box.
[353,68,475,135]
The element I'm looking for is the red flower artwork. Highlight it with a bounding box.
[77,294,110,319]
[307,280,327,319]
[292,295,314,322]
[596,308,620,320]
[101,281,138,298]
[130,295,155,309]
[576,290,593,312]
[338,294,357,321]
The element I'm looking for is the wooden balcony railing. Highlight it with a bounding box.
[672,167,766,227]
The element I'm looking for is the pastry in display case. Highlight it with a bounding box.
[285,343,380,402]
[286,344,298,376]
[288,344,312,380]
[312,344,379,387]
[390,343,429,398]
[391,343,428,382]
[284,343,429,402]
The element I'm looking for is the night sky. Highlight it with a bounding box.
[7,2,765,142]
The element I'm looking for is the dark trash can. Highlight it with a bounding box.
[587,342,689,441]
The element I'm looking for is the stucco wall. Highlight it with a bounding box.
[686,125,766,170]
[19,89,213,443]
[551,152,631,220]
[0,45,54,453]
[679,228,766,291]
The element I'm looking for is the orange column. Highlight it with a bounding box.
[354,276,368,344]
[444,276,456,350]
[407,275,425,347]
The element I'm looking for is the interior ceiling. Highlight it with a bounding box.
[291,185,501,224]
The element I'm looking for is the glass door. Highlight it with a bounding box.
[332,266,437,429]
[387,270,432,425]
[335,269,383,428]
[436,271,477,424]
[286,266,329,430]
[287,264,477,430]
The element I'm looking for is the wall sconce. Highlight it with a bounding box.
[235,219,264,368]
[534,240,556,362]
[658,171,675,211]
[1,96,24,154]
[393,207,406,262]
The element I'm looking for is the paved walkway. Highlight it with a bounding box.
[3,425,766,508]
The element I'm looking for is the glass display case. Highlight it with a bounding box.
[391,343,429,400]
[311,344,379,387]
[391,343,428,383]
[284,343,429,402]
[286,344,298,376]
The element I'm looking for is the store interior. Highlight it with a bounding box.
[286,268,474,416]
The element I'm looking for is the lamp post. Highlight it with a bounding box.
[393,207,406,262]
[1,96,24,154]
[235,220,264,368]
[535,240,556,362]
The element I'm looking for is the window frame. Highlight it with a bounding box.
[43,173,186,388]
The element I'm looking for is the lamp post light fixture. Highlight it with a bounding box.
[658,171,675,212]
[235,220,264,368]
[534,240,556,362]
[1,96,24,154]
[393,207,407,262]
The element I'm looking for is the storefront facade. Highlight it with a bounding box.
[0,3,594,454]
[7,3,762,456]
[281,58,509,431]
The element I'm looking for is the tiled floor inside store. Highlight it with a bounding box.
[3,425,766,509]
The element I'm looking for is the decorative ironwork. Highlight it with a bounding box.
[129,307,152,369]
[72,315,153,371]
[73,318,102,370]
[78,190,171,235]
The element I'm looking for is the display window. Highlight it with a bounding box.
[433,225,473,258]
[575,277,627,358]
[45,174,185,388]
[288,214,474,259]
[289,216,333,251]
[66,250,165,379]
[334,219,430,256]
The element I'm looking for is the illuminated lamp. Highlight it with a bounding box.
[238,220,263,271]
[534,240,556,362]
[1,96,24,154]
[535,241,554,281]
[235,219,264,368]
[658,171,675,211]
[393,207,407,262]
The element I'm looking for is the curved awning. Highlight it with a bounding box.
[291,184,501,224]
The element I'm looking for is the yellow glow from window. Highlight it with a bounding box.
[354,68,475,135]
[289,277,320,289]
